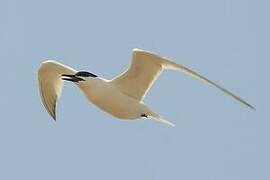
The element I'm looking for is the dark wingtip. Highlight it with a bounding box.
[50,113,56,121]
[250,105,256,111]
[51,105,57,121]
[243,101,256,111]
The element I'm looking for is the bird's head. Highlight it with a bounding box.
[61,71,98,83]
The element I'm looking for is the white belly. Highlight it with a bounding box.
[80,81,142,119]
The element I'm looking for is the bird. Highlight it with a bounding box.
[38,48,255,127]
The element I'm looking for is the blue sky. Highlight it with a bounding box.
[0,0,267,179]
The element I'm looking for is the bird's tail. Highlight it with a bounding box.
[147,111,175,127]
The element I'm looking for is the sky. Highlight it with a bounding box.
[0,0,268,179]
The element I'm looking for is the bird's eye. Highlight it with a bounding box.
[75,71,98,77]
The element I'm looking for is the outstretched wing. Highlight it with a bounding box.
[111,49,255,110]
[38,60,77,120]
[112,49,164,101]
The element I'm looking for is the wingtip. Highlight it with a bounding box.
[168,122,176,127]
[51,113,57,121]
[250,105,256,111]
[244,101,256,111]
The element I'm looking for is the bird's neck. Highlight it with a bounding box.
[77,77,109,93]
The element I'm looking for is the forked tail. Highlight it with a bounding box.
[147,111,175,127]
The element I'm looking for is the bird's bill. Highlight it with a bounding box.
[61,74,85,82]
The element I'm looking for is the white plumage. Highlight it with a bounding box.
[38,49,255,127]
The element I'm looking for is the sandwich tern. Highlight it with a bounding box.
[38,49,255,126]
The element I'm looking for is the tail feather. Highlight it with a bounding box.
[147,112,175,127]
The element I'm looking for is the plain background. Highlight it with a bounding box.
[0,0,267,179]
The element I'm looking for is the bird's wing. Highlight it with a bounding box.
[111,49,255,110]
[38,60,77,120]
[111,49,164,101]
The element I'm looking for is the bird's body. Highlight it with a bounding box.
[38,49,255,127]
[77,77,148,120]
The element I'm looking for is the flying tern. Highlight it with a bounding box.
[38,48,255,127]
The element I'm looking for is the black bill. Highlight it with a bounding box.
[61,74,85,82]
